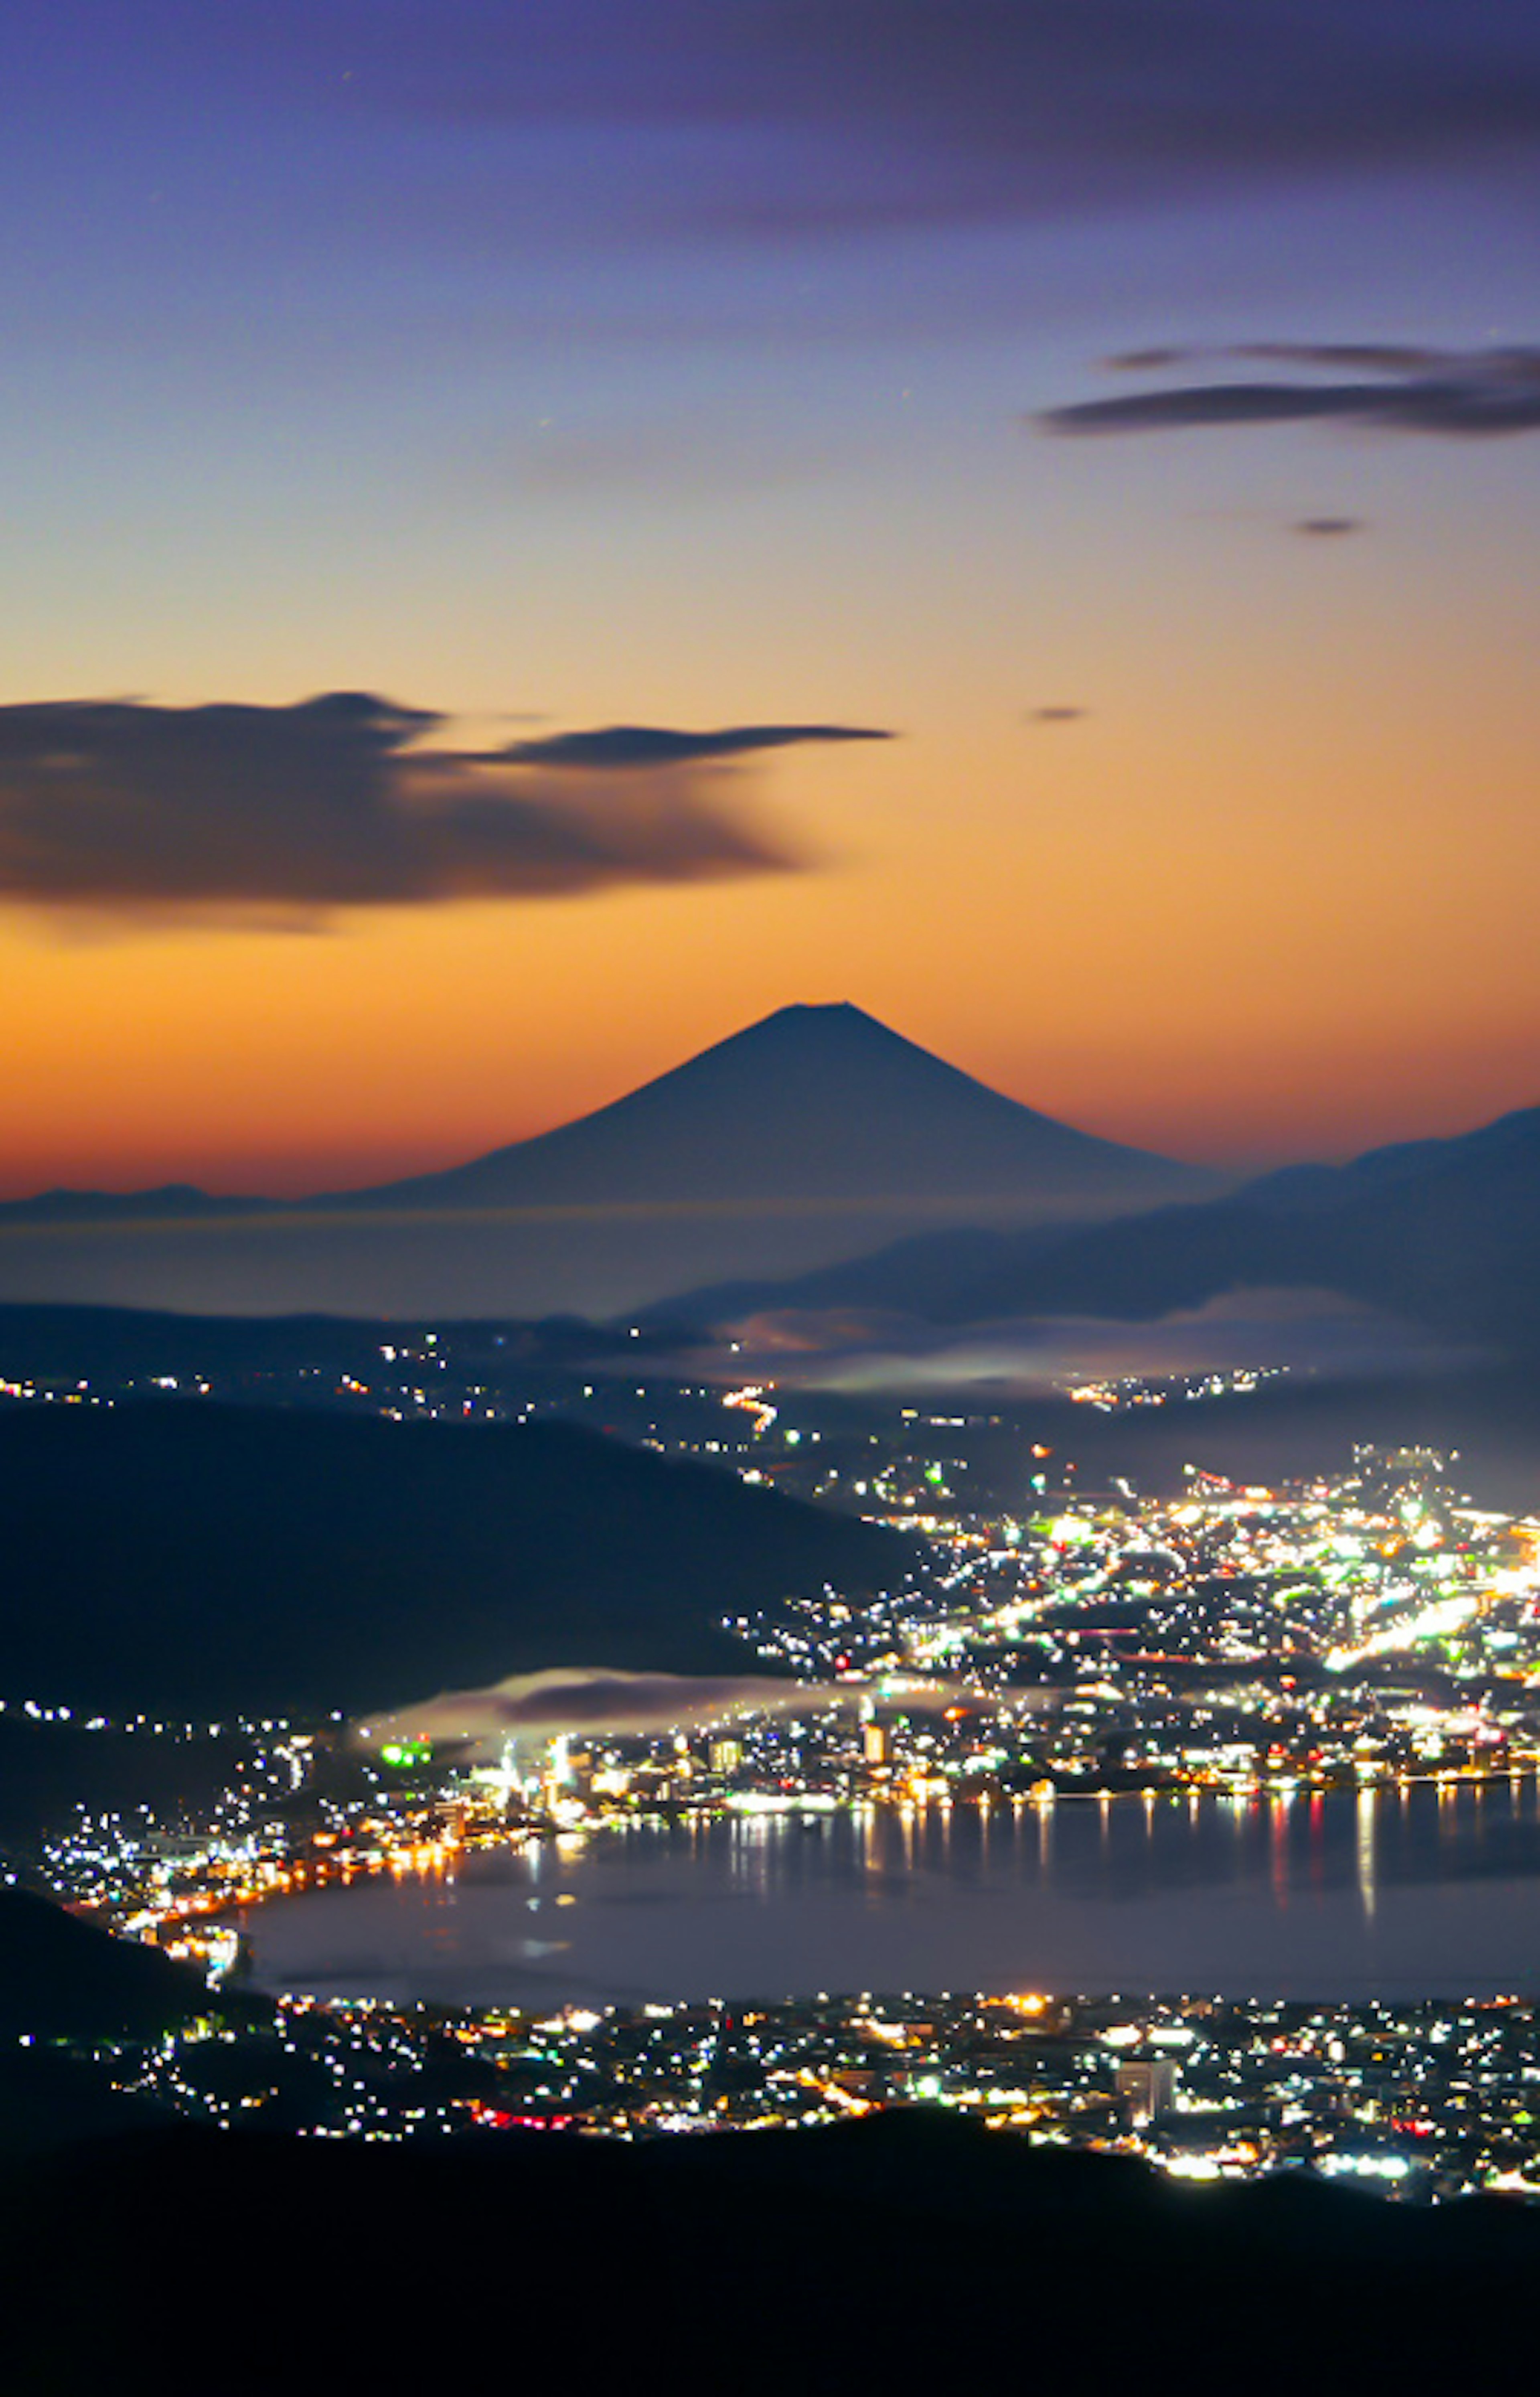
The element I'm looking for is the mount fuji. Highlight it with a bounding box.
[0,1004,1215,1318]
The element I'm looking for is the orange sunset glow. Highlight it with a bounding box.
[1,6,1537,1206]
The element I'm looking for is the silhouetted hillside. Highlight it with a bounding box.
[0,1886,210,2042]
[0,1302,604,1386]
[4,1895,1538,2391]
[0,2042,176,2162]
[5,2105,1539,2393]
[672,1103,1540,1360]
[946,1106,1540,1348]
[0,1716,266,1847]
[0,1404,918,1717]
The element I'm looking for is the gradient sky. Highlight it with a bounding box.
[3,0,1539,1195]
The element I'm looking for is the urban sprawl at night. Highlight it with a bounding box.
[12,1388,1540,2206]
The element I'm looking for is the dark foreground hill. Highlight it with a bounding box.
[5,2105,1538,2394]
[0,1886,211,2044]
[4,1894,1536,2391]
[0,1888,221,2161]
[0,1404,918,1718]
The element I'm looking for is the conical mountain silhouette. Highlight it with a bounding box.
[361,1002,1204,1215]
[0,1004,1211,1317]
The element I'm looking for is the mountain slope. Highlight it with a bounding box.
[0,1403,920,1717]
[673,1103,1540,1358]
[0,1888,211,2042]
[947,1104,1540,1347]
[351,1002,1206,1214]
[0,1004,1213,1317]
[10,2105,1540,2391]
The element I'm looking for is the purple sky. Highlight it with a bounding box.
[2,1,1538,1190]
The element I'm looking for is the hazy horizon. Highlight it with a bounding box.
[2,994,1533,1204]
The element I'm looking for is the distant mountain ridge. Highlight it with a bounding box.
[0,1004,1214,1317]
[662,1101,1540,1359]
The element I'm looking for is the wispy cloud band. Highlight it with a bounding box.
[1040,345,1540,438]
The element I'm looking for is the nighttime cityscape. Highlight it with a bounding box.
[9,1424,1540,2146]
[6,0,1540,2387]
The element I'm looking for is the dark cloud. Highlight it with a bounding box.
[267,0,1540,235]
[0,692,881,921]
[1028,707,1089,723]
[1295,517,1364,535]
[503,723,892,769]
[1040,346,1540,438]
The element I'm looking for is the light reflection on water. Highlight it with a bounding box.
[243,1778,1540,2009]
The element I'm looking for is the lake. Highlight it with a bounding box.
[241,1777,1540,2007]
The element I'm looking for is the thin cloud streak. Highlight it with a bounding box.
[503,724,892,769]
[293,0,1540,235]
[1041,345,1540,438]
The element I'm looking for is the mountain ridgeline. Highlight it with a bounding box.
[0,1004,1214,1318]
[0,1405,920,1719]
[10,2072,1540,2390]
[663,1100,1540,1361]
